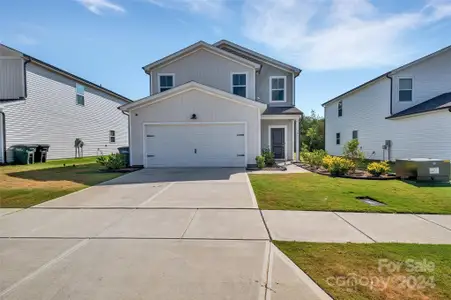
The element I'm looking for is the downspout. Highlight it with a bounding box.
[386,73,393,115]
[0,111,5,163]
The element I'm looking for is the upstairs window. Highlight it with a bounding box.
[231,73,247,97]
[338,100,343,117]
[109,130,116,143]
[336,133,341,145]
[270,76,286,102]
[158,74,174,93]
[76,83,85,106]
[399,78,413,102]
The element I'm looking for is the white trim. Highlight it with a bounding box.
[292,75,295,106]
[292,120,295,161]
[295,118,300,162]
[230,71,248,98]
[261,114,300,120]
[149,71,153,95]
[157,73,175,93]
[142,122,248,168]
[129,114,133,166]
[257,108,261,155]
[398,77,414,102]
[121,82,267,111]
[269,76,287,103]
[143,42,260,72]
[0,113,4,164]
[268,125,288,160]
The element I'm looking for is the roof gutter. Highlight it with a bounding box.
[386,73,393,115]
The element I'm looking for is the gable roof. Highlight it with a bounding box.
[0,44,131,103]
[322,44,451,107]
[386,92,451,119]
[119,81,267,111]
[142,41,261,73]
[213,39,302,76]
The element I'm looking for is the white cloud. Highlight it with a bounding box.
[242,0,451,70]
[147,0,228,18]
[15,34,38,45]
[77,0,125,15]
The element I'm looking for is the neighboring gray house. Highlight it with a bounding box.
[323,45,451,161]
[120,40,303,167]
[0,44,131,163]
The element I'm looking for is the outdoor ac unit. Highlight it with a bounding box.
[395,158,450,182]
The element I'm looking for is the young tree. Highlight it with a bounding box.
[300,110,325,151]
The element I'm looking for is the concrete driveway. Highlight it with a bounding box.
[0,168,330,300]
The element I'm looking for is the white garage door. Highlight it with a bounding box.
[144,123,246,167]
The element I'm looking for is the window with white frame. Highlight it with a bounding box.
[399,78,413,102]
[338,100,343,117]
[270,76,286,102]
[231,73,247,97]
[76,83,85,106]
[336,133,341,145]
[158,74,174,92]
[109,130,116,143]
[352,130,358,140]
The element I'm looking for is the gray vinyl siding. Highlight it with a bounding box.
[261,119,294,160]
[256,63,293,106]
[150,49,256,99]
[2,63,128,162]
[218,47,294,106]
[0,58,25,99]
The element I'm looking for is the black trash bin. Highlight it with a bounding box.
[117,146,130,167]
[35,144,50,163]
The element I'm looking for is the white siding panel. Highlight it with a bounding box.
[325,78,451,160]
[0,112,4,163]
[151,49,256,99]
[130,89,259,166]
[392,49,451,114]
[0,58,25,99]
[3,63,128,162]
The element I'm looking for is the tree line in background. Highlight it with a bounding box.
[300,110,325,151]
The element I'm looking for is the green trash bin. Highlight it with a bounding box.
[117,146,130,167]
[13,144,38,165]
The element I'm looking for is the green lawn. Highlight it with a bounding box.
[275,241,451,300]
[0,157,124,208]
[249,173,451,214]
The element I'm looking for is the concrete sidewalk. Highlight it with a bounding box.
[263,210,451,244]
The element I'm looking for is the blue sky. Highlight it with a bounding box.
[1,0,451,115]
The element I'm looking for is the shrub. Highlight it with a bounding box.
[255,156,266,169]
[96,153,126,170]
[367,161,391,177]
[343,139,365,165]
[326,156,355,176]
[322,155,333,169]
[262,148,275,166]
[300,150,327,168]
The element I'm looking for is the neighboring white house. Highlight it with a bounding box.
[0,44,131,163]
[120,40,303,168]
[323,45,451,161]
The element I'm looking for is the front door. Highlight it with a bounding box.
[271,128,285,159]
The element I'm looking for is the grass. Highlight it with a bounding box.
[0,157,123,208]
[275,241,451,300]
[249,173,451,214]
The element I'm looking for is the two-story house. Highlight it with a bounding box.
[0,44,130,164]
[120,40,303,168]
[323,45,451,161]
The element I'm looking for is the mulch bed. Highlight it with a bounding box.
[99,167,142,173]
[247,164,287,171]
[295,162,399,180]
